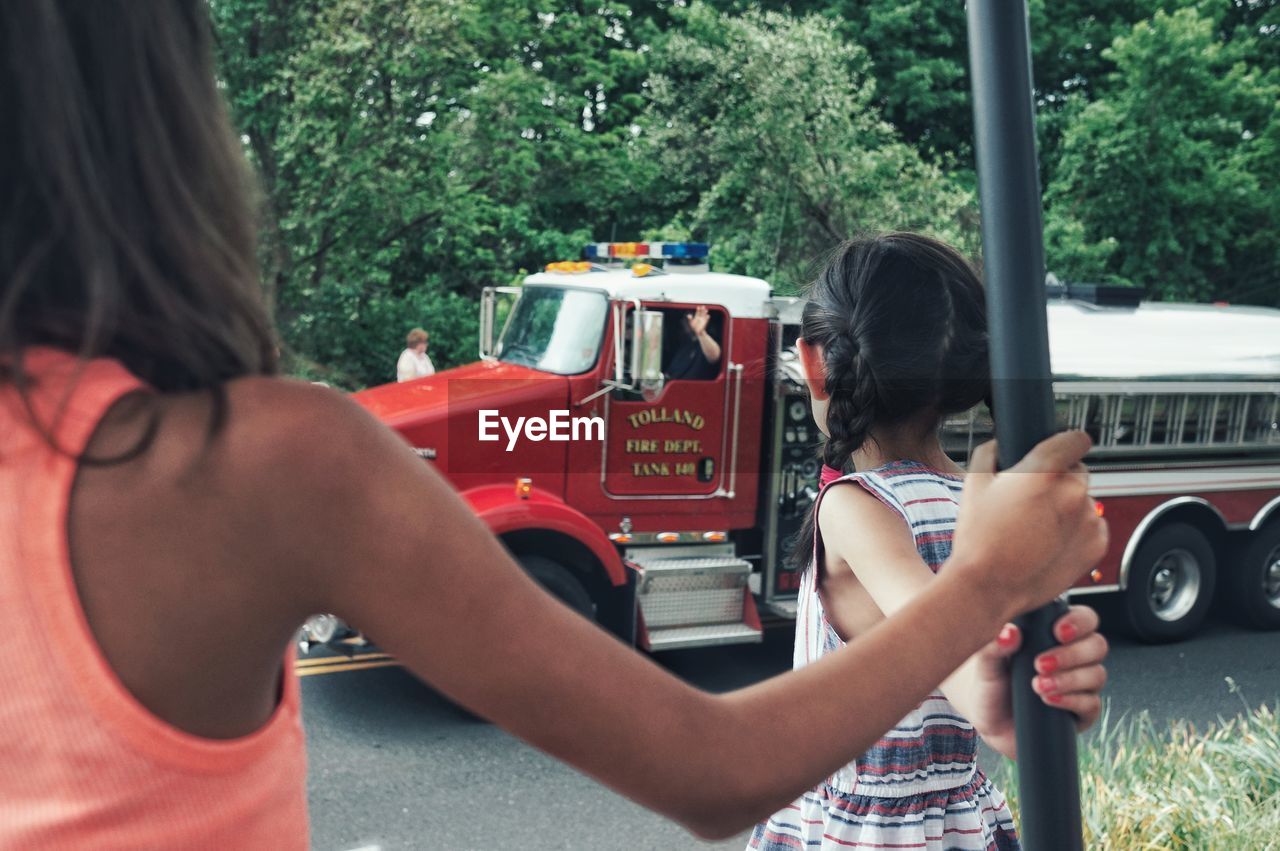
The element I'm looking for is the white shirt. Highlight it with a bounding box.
[397,348,435,382]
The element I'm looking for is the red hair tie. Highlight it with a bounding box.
[819,463,845,488]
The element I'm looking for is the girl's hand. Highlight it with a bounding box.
[966,605,1109,760]
[952,432,1109,620]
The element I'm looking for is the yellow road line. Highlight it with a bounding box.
[295,652,393,669]
[295,658,401,678]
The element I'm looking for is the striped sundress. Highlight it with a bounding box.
[749,460,1019,851]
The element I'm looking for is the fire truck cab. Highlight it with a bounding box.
[323,243,1280,653]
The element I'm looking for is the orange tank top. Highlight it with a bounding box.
[0,348,309,850]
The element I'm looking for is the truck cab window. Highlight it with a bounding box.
[497,287,609,375]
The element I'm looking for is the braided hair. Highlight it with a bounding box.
[790,233,990,570]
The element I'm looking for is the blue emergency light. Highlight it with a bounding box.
[583,242,710,261]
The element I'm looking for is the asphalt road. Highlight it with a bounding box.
[302,611,1280,851]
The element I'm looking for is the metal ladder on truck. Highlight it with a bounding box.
[946,382,1280,460]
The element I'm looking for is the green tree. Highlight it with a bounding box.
[1218,0,1279,71]
[827,0,972,161]
[1029,0,1162,183]
[213,0,661,387]
[791,0,1158,167]
[209,0,1279,388]
[1045,7,1279,301]
[643,5,977,289]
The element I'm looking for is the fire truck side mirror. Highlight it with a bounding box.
[479,286,522,361]
[632,309,664,399]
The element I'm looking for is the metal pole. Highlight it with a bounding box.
[966,2,1084,849]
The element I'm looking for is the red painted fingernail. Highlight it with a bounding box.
[1038,655,1059,674]
[1058,622,1078,643]
[1046,692,1063,705]
[997,625,1017,648]
[1037,675,1058,694]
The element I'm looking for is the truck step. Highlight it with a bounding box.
[644,622,764,651]
[628,555,753,578]
[640,587,745,628]
[630,553,762,648]
[632,556,753,627]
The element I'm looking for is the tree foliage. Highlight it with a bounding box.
[209,0,1280,386]
[213,0,654,385]
[643,7,977,288]
[1045,6,1279,301]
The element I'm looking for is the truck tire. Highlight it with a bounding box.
[519,555,596,622]
[1124,522,1216,643]
[1225,523,1280,630]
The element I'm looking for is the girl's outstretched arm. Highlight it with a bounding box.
[229,382,1106,839]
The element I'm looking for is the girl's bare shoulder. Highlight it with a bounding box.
[817,480,918,568]
[146,376,396,489]
[176,377,412,540]
[86,376,405,597]
[817,478,905,532]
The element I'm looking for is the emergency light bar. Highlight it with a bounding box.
[583,242,709,261]
[545,261,596,273]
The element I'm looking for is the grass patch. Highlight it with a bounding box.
[991,698,1280,849]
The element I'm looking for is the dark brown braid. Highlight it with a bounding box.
[789,233,990,570]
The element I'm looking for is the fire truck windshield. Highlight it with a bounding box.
[496,286,609,375]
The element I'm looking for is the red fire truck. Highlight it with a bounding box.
[302,242,1280,656]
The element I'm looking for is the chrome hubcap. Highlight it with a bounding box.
[1148,548,1201,622]
[1264,546,1280,610]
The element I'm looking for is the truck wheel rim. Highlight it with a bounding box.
[1148,548,1201,622]
[1265,545,1280,610]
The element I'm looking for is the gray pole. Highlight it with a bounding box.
[966,2,1084,848]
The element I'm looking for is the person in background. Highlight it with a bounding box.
[665,305,722,380]
[397,327,435,382]
[750,234,1098,851]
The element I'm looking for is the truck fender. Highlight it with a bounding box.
[461,484,626,587]
[1249,494,1280,531]
[1118,496,1228,590]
